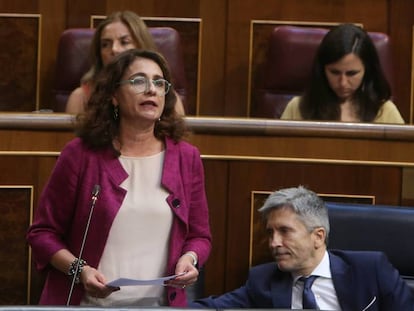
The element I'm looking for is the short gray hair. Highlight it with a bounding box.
[258,186,330,240]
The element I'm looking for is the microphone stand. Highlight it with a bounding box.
[66,184,100,306]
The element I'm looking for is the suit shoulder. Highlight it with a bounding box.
[60,137,85,157]
[61,137,102,157]
[167,138,200,155]
[329,249,387,265]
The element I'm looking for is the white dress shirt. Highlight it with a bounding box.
[291,251,341,310]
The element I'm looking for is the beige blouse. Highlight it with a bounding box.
[281,96,405,124]
[81,151,172,307]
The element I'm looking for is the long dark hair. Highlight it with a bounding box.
[75,49,186,152]
[300,24,391,121]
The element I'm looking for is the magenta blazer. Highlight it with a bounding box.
[27,137,211,306]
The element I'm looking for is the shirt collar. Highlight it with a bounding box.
[292,250,331,283]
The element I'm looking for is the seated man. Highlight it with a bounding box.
[190,186,414,310]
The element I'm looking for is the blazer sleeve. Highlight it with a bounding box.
[181,145,211,267]
[189,286,253,309]
[376,252,414,309]
[189,263,277,308]
[26,139,83,270]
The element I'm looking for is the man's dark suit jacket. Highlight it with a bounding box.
[190,250,414,310]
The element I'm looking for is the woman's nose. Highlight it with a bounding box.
[144,80,157,94]
[111,42,122,54]
[338,74,348,86]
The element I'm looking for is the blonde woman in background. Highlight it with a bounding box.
[66,10,185,115]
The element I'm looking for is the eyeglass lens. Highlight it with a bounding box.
[130,76,170,95]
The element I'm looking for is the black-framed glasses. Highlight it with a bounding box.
[118,76,171,96]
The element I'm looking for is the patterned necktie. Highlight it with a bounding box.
[300,275,319,309]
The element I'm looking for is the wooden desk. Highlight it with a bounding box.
[1,113,413,303]
[185,117,414,294]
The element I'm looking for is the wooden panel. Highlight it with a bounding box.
[202,161,229,295]
[67,0,105,27]
[0,155,59,304]
[106,0,200,17]
[0,1,66,112]
[389,0,414,123]
[0,187,32,304]
[37,1,66,112]
[198,0,227,116]
[67,0,199,27]
[0,14,40,111]
[190,134,414,165]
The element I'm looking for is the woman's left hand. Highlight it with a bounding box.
[165,253,199,289]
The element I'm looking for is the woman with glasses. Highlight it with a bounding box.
[65,10,185,116]
[27,49,211,307]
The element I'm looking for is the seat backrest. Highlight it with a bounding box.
[326,201,414,291]
[252,25,393,118]
[53,27,187,112]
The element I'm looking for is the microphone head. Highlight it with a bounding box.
[92,184,100,197]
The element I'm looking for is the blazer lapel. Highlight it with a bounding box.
[161,137,180,194]
[160,138,188,223]
[329,252,355,311]
[271,272,293,308]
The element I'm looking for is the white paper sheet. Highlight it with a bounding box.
[106,273,185,287]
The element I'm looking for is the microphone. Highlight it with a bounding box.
[91,184,100,204]
[66,184,101,305]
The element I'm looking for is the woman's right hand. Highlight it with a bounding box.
[80,265,120,298]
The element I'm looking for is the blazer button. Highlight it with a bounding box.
[172,198,180,208]
[170,291,176,300]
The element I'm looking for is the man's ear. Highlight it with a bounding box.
[313,227,326,248]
